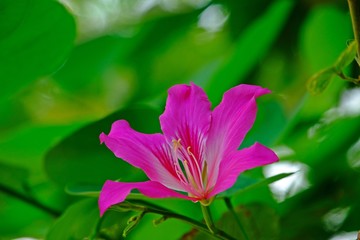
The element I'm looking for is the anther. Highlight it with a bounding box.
[172,138,182,150]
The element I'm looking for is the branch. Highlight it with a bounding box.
[0,182,61,217]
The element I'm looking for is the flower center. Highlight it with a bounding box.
[172,138,210,199]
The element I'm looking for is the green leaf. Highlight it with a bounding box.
[306,67,335,95]
[219,203,280,240]
[0,191,55,238]
[46,199,99,240]
[0,162,55,238]
[0,0,76,101]
[53,36,135,92]
[300,5,352,71]
[241,100,287,148]
[44,105,161,187]
[218,172,294,198]
[334,41,357,72]
[0,161,28,193]
[194,203,280,240]
[122,212,145,237]
[0,124,82,172]
[65,183,102,197]
[65,183,146,201]
[205,0,294,104]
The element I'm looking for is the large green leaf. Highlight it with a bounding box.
[0,0,75,101]
[44,105,161,187]
[0,123,82,172]
[53,35,137,92]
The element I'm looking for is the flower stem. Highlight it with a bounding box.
[224,197,250,240]
[111,200,236,240]
[200,204,217,234]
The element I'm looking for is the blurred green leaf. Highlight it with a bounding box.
[334,41,357,72]
[0,0,75,101]
[46,198,99,240]
[0,161,28,192]
[0,124,82,172]
[218,172,294,198]
[65,183,102,197]
[300,5,352,71]
[206,0,294,104]
[129,8,207,98]
[54,35,137,92]
[0,191,55,238]
[194,203,279,240]
[44,105,161,187]
[288,115,360,168]
[65,183,146,200]
[296,4,352,121]
[306,67,335,95]
[307,41,358,95]
[242,99,287,148]
[0,162,55,238]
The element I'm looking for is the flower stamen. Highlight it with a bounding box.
[186,146,206,189]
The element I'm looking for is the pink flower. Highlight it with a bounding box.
[99,83,278,216]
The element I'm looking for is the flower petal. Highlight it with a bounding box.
[205,84,271,187]
[159,83,211,166]
[209,142,278,196]
[100,120,183,191]
[99,180,192,216]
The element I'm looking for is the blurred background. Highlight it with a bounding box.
[1,0,360,239]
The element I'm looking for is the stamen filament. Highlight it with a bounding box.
[183,160,199,191]
[187,146,205,189]
[171,138,209,198]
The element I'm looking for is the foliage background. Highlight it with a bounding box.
[0,0,360,239]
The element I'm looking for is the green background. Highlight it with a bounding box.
[0,0,359,239]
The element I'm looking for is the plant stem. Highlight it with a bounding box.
[0,182,61,217]
[224,197,250,240]
[348,0,360,59]
[337,71,360,84]
[200,204,217,234]
[112,201,236,240]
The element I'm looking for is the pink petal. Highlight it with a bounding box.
[205,84,271,187]
[209,142,278,197]
[99,180,192,216]
[100,120,183,191]
[159,83,211,166]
